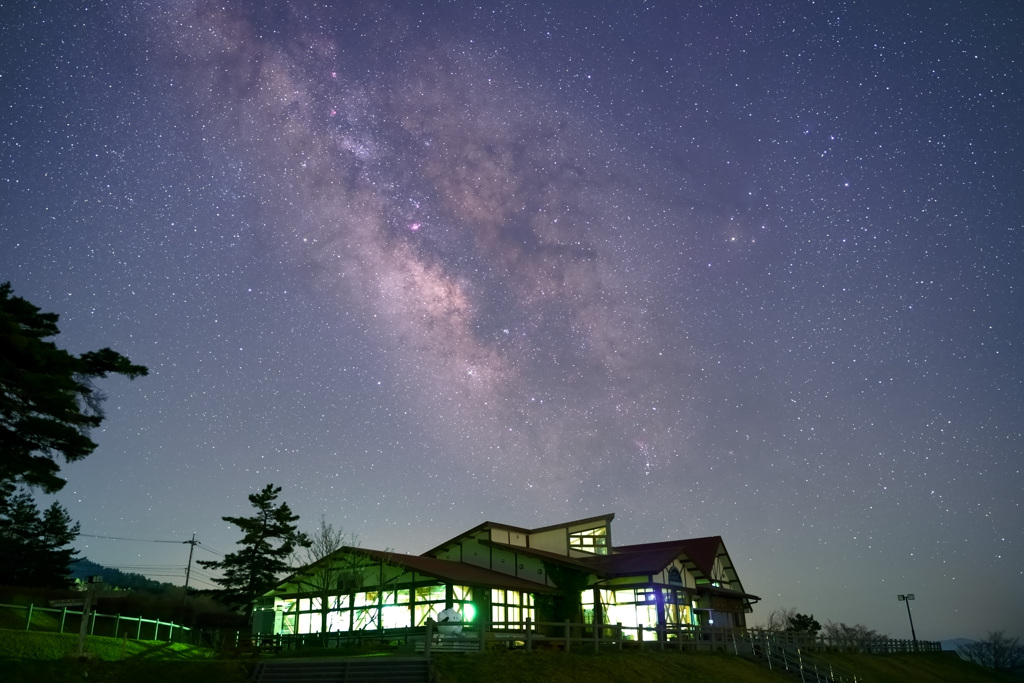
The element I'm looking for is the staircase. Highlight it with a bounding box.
[252,656,431,683]
[744,635,861,683]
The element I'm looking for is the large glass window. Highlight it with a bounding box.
[414,585,446,626]
[274,583,478,635]
[569,527,608,555]
[453,586,476,623]
[600,588,659,641]
[490,589,534,629]
[662,588,694,629]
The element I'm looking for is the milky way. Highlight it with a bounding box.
[154,2,696,497]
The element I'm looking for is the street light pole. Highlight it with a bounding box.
[897,594,917,649]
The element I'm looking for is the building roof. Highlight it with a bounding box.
[480,533,758,601]
[423,513,616,557]
[362,548,554,593]
[611,536,725,578]
[268,546,555,597]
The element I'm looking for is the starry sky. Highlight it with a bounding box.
[2,1,1021,642]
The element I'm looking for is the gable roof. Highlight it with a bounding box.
[267,546,554,598]
[612,536,725,578]
[423,513,615,557]
[361,548,554,594]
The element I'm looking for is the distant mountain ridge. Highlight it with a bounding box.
[69,558,177,592]
[940,637,974,653]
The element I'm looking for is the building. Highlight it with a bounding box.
[254,513,759,641]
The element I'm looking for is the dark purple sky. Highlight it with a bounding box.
[2,1,1021,641]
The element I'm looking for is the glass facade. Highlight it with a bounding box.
[273,584,474,634]
[490,589,535,628]
[581,587,696,641]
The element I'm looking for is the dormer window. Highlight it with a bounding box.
[569,526,608,555]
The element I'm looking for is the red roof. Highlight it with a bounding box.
[612,536,724,578]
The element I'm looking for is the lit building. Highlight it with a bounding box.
[254,514,759,640]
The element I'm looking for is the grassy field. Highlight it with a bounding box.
[3,628,1022,683]
[816,651,1023,683]
[432,650,795,683]
[0,629,250,683]
[432,649,1024,683]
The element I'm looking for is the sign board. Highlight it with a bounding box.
[49,599,86,607]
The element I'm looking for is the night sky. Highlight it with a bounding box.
[2,1,1021,642]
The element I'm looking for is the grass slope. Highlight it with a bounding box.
[817,652,1022,683]
[0,629,250,683]
[3,630,1020,683]
[432,650,795,683]
[431,650,1024,683]
[0,629,210,660]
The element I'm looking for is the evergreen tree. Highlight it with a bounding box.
[0,282,148,494]
[787,612,822,635]
[0,487,80,587]
[199,484,309,618]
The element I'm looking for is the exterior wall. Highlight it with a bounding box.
[711,557,729,586]
[652,560,696,589]
[516,554,547,583]
[458,534,491,569]
[490,544,518,576]
[434,545,460,562]
[433,530,550,587]
[529,528,568,555]
[489,527,528,547]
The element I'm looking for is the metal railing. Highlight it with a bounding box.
[742,628,942,654]
[246,620,940,668]
[744,632,861,683]
[259,621,757,655]
[2,602,192,643]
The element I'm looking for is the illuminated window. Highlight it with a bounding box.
[490,589,534,629]
[569,527,608,555]
[604,588,659,640]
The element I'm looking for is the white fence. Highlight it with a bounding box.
[2,602,192,643]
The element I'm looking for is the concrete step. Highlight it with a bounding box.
[253,656,431,683]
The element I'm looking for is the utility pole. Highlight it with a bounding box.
[183,533,199,605]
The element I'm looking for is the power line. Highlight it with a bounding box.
[195,544,226,558]
[79,533,189,544]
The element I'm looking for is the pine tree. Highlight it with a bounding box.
[0,487,80,587]
[0,282,148,493]
[199,484,309,618]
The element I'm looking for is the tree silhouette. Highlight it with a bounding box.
[787,613,822,635]
[199,484,310,619]
[0,487,80,587]
[959,631,1024,672]
[0,282,148,494]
